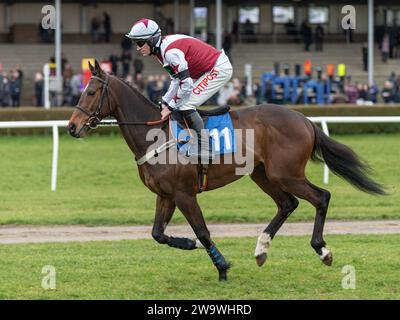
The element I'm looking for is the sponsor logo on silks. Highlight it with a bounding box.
[192,68,219,95]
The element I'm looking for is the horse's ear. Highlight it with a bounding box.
[88,61,95,75]
[94,60,102,74]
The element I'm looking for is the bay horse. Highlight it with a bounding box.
[68,60,385,281]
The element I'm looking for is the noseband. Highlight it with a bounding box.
[75,75,112,130]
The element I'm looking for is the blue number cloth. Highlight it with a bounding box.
[170,112,236,156]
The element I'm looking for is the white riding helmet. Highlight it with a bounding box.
[126,18,161,45]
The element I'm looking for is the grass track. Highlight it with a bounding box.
[0,133,399,225]
[0,234,399,299]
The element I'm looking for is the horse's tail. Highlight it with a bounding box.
[310,121,386,195]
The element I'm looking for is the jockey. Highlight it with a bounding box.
[126,18,233,163]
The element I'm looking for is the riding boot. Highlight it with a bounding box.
[183,110,212,164]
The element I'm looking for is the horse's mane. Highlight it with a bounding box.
[110,73,160,113]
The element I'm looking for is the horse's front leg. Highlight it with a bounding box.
[174,192,231,281]
[152,195,201,250]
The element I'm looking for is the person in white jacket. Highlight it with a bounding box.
[126,18,233,163]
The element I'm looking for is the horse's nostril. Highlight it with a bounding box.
[68,123,76,135]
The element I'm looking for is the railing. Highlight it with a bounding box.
[308,116,400,183]
[1,117,400,191]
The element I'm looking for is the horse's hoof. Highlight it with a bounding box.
[321,251,333,266]
[219,271,227,282]
[255,253,267,267]
[217,262,231,281]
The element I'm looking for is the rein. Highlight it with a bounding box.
[74,74,167,130]
[98,118,168,127]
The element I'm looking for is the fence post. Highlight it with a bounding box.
[43,64,50,109]
[51,125,59,191]
[321,120,330,184]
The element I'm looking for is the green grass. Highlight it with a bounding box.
[0,133,399,225]
[0,234,399,299]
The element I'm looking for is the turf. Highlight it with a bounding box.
[0,234,398,299]
[0,133,398,225]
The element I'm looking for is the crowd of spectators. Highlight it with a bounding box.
[0,63,24,107]
[253,72,400,105]
[2,49,400,108]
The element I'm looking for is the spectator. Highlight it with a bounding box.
[121,50,132,77]
[362,43,368,71]
[254,81,262,105]
[395,27,400,58]
[63,63,73,80]
[166,18,174,34]
[103,12,112,43]
[49,52,68,73]
[109,52,119,75]
[394,76,400,102]
[243,19,254,35]
[38,20,53,43]
[91,16,101,43]
[367,82,379,103]
[160,74,169,95]
[315,24,324,51]
[396,75,400,94]
[381,33,390,63]
[1,71,10,107]
[232,19,239,42]
[0,64,5,106]
[34,72,44,107]
[63,78,73,106]
[343,22,354,42]
[146,75,157,103]
[389,24,397,58]
[133,57,144,77]
[9,71,22,107]
[134,73,145,94]
[121,36,132,52]
[388,72,397,92]
[152,75,165,102]
[217,81,234,106]
[300,20,313,52]
[381,81,395,103]
[70,74,83,106]
[344,78,359,103]
[242,19,255,42]
[222,32,233,62]
[284,19,298,39]
[356,83,368,101]
[125,74,134,85]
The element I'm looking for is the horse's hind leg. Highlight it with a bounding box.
[276,178,332,266]
[174,191,231,281]
[250,164,299,266]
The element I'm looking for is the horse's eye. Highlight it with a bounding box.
[87,90,96,96]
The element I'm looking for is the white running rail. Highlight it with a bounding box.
[1,117,400,191]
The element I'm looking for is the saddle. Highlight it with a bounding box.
[172,105,230,128]
[197,105,230,117]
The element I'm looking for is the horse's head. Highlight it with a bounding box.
[68,60,113,138]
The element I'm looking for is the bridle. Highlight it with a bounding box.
[75,74,112,130]
[74,73,167,133]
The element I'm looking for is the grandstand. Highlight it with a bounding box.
[0,42,398,105]
[0,0,399,105]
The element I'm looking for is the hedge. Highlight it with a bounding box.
[1,105,400,135]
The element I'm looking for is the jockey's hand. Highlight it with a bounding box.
[161,106,171,120]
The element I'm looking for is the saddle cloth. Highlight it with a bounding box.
[170,112,236,156]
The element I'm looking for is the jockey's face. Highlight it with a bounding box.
[137,42,151,56]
